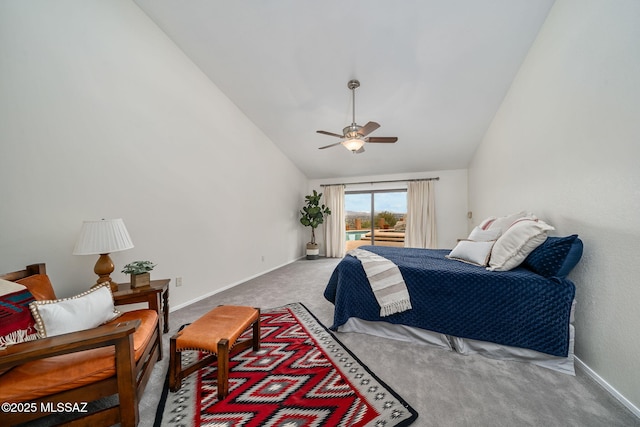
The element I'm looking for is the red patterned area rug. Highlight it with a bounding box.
[154,302,418,427]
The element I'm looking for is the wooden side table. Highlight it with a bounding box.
[113,279,170,334]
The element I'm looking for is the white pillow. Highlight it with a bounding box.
[488,218,555,271]
[29,283,120,338]
[467,226,501,242]
[478,216,497,230]
[447,240,495,266]
[487,211,531,234]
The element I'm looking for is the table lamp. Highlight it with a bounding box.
[73,218,134,292]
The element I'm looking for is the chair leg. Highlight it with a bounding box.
[253,308,261,351]
[217,338,230,399]
[169,337,182,392]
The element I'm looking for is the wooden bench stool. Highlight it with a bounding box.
[169,305,260,399]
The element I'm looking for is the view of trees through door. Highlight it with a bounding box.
[345,190,407,251]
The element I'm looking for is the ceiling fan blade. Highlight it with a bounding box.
[366,136,398,143]
[358,121,380,137]
[317,130,344,138]
[318,142,342,150]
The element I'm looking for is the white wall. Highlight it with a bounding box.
[309,169,468,252]
[0,0,308,308]
[468,0,640,412]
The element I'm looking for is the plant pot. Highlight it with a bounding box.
[306,242,319,260]
[130,272,151,288]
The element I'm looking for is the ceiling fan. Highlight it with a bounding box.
[317,79,398,153]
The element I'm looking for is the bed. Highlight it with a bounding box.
[324,231,583,374]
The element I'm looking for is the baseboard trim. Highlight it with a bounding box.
[169,256,305,312]
[575,356,640,419]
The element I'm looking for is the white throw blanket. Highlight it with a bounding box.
[347,248,412,317]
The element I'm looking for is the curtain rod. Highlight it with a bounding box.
[320,177,439,187]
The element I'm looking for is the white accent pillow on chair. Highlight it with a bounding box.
[29,283,120,337]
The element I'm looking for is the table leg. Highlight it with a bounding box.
[163,287,170,333]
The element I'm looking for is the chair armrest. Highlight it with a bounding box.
[0,320,140,371]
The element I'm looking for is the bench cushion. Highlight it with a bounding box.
[175,306,258,353]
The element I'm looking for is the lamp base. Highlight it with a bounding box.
[94,253,119,292]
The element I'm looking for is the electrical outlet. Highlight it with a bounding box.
[176,277,183,287]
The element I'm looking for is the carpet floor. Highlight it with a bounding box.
[138,257,639,427]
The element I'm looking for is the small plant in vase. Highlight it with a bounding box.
[122,260,156,288]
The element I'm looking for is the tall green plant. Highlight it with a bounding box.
[299,190,331,245]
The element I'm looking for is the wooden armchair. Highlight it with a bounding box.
[0,263,161,427]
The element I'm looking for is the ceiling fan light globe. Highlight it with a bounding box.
[342,138,365,152]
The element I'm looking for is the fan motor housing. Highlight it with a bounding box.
[343,124,362,138]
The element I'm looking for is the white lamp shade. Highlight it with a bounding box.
[73,218,134,255]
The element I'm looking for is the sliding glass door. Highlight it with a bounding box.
[345,190,407,250]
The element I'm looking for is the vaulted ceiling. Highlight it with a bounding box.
[134,0,555,179]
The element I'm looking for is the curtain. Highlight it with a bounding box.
[323,185,346,258]
[405,180,437,248]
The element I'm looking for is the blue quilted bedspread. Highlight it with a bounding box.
[324,246,575,357]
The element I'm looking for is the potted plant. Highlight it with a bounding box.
[299,190,331,260]
[122,260,156,288]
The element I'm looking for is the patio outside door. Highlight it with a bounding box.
[344,190,406,251]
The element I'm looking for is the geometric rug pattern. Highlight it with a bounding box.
[154,302,418,426]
